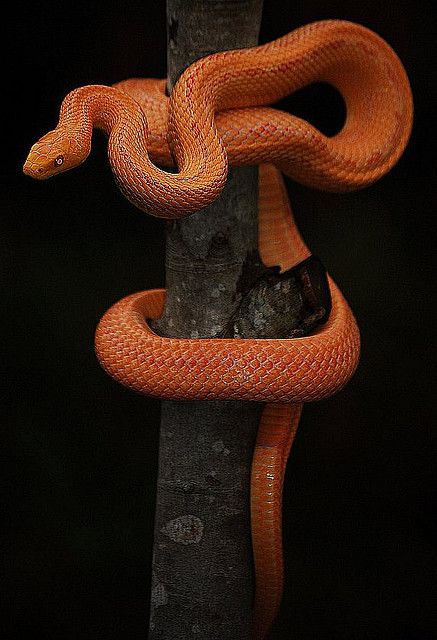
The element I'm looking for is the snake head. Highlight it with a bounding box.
[23,127,90,180]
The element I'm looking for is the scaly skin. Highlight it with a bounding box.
[23,20,413,638]
[24,20,412,215]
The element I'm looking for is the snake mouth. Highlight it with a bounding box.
[23,158,53,180]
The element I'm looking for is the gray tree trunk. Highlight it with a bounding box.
[148,2,264,639]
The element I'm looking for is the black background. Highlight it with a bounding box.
[3,1,436,638]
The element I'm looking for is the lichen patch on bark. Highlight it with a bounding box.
[161,514,204,545]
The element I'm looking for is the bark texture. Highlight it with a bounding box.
[148,1,264,639]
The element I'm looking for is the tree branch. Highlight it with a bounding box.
[148,1,264,638]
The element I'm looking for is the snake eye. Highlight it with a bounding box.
[54,155,64,167]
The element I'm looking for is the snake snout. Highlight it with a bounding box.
[23,156,51,180]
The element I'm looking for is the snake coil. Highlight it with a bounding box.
[24,20,412,639]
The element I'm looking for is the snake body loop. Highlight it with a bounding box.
[24,19,413,638]
[25,20,412,217]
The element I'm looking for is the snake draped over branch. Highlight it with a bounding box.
[24,20,413,639]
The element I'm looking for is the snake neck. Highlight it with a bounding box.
[58,84,148,159]
[59,85,138,132]
[58,83,227,218]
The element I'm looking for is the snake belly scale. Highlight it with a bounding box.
[24,20,412,638]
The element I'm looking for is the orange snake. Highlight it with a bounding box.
[23,20,412,639]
